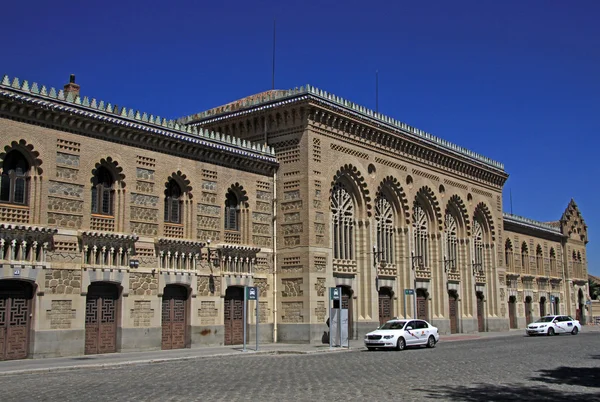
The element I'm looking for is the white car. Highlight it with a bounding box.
[364,319,440,351]
[526,315,582,336]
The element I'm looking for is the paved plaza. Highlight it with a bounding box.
[0,332,599,401]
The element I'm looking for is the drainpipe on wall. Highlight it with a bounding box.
[272,169,278,342]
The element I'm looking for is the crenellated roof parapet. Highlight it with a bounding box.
[503,213,564,237]
[181,84,505,171]
[0,75,277,174]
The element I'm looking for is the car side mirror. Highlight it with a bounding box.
[406,326,413,331]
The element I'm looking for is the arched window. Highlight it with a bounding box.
[444,212,457,272]
[91,166,114,215]
[413,203,428,267]
[549,248,557,276]
[224,191,240,231]
[505,239,514,271]
[473,219,484,273]
[521,242,529,275]
[332,182,354,260]
[0,150,29,205]
[164,179,182,223]
[375,195,394,264]
[536,245,543,276]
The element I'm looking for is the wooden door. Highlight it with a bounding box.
[539,297,546,317]
[85,283,119,355]
[341,287,353,339]
[508,297,517,329]
[0,281,33,361]
[525,299,532,325]
[378,288,393,325]
[162,285,188,350]
[224,287,244,345]
[477,297,485,332]
[416,289,428,321]
[449,293,458,334]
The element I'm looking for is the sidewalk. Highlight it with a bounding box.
[0,327,597,376]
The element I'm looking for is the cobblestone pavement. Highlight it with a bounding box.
[1,333,599,402]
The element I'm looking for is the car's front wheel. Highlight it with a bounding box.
[396,337,406,351]
[547,327,555,336]
[426,335,436,348]
[571,327,579,335]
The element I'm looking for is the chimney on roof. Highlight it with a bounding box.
[63,74,80,97]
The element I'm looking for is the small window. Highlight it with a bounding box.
[224,191,240,231]
[0,150,30,205]
[164,179,182,223]
[91,166,114,215]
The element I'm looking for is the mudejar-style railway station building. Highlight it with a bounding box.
[0,74,590,360]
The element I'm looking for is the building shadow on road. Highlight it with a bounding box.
[416,364,600,401]
[533,366,599,388]
[415,383,597,401]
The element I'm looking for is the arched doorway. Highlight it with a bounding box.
[85,282,120,355]
[416,289,429,321]
[539,296,547,317]
[524,296,532,325]
[162,285,189,350]
[224,286,244,345]
[448,290,459,334]
[476,291,485,332]
[508,295,517,329]
[0,280,34,361]
[577,289,585,324]
[378,287,393,325]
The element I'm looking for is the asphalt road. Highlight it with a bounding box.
[1,333,599,401]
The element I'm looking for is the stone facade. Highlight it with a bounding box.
[0,75,589,360]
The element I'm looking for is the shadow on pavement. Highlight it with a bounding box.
[415,383,596,401]
[533,366,599,388]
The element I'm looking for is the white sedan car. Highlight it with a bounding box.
[364,319,440,351]
[526,315,582,336]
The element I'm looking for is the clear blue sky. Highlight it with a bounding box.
[3,0,599,273]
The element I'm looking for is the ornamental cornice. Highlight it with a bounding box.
[184,85,506,177]
[192,95,507,187]
[0,76,278,176]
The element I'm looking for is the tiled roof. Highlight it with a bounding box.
[180,84,505,171]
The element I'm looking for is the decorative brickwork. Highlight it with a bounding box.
[281,302,303,323]
[56,167,78,181]
[284,212,300,222]
[375,157,407,171]
[131,301,154,327]
[130,207,158,222]
[136,181,154,193]
[45,270,82,294]
[130,224,157,239]
[129,273,158,296]
[48,181,84,198]
[135,167,155,181]
[282,278,303,297]
[0,206,30,223]
[259,301,269,323]
[198,301,218,325]
[131,193,159,207]
[315,278,326,297]
[197,276,215,296]
[198,204,221,216]
[47,300,77,329]
[47,197,83,213]
[56,152,80,167]
[315,301,326,322]
[254,278,268,297]
[56,138,81,153]
[252,236,272,247]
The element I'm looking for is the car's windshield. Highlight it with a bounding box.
[380,321,406,330]
[536,317,555,323]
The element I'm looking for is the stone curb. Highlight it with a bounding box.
[0,348,352,377]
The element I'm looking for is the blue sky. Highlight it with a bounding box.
[3,0,599,273]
